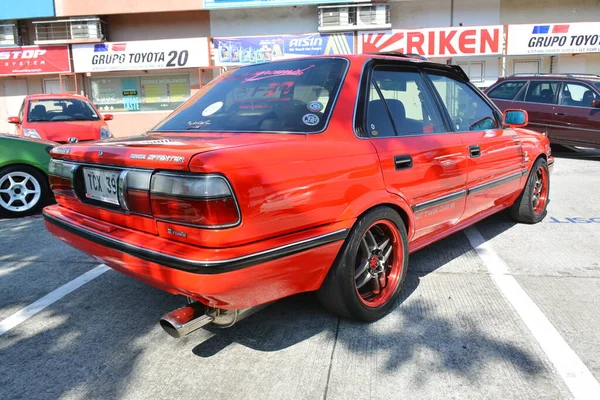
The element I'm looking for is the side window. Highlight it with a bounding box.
[487,81,527,100]
[366,68,446,137]
[559,82,598,107]
[427,70,499,132]
[524,81,560,104]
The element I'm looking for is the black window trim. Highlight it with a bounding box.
[422,67,503,133]
[353,59,456,139]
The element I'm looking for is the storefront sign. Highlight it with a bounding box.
[204,0,357,9]
[72,38,210,73]
[0,45,70,76]
[507,22,600,55]
[359,26,503,58]
[213,33,354,66]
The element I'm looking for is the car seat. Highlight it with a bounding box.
[560,91,575,106]
[582,90,596,106]
[29,105,47,120]
[367,99,423,136]
[540,89,555,104]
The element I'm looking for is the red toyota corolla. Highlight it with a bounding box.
[43,54,553,337]
[8,93,113,144]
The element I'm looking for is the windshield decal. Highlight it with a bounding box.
[202,102,224,116]
[307,101,323,112]
[302,114,320,126]
[241,65,315,83]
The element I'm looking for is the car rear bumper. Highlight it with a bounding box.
[43,205,350,309]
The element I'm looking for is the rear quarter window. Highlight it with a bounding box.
[487,81,527,100]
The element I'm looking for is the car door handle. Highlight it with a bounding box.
[469,145,481,158]
[554,112,566,116]
[394,155,413,170]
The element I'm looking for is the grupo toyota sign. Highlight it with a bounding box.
[359,26,503,57]
[0,45,71,76]
[507,22,600,55]
[72,38,211,73]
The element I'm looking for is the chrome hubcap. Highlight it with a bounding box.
[0,172,42,212]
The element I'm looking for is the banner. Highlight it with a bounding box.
[72,38,210,73]
[507,22,600,55]
[213,33,354,66]
[0,45,70,76]
[359,26,503,58]
[205,0,357,9]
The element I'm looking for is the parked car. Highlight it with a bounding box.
[42,54,553,336]
[7,93,114,144]
[485,73,600,149]
[0,134,55,217]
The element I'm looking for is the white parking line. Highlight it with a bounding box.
[465,227,600,400]
[0,264,110,336]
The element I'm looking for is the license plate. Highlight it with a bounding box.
[83,168,120,205]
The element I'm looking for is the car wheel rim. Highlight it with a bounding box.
[354,220,403,308]
[532,165,548,215]
[0,171,42,213]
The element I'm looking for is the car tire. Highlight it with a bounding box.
[317,206,409,321]
[0,165,50,218]
[509,158,550,224]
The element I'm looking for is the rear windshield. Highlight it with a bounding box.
[28,99,99,122]
[153,58,348,133]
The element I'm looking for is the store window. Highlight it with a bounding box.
[90,74,190,112]
[457,61,485,83]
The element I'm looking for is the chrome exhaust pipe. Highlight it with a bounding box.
[160,302,272,338]
[208,302,272,328]
[159,303,214,338]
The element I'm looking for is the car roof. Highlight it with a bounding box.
[234,53,471,81]
[26,93,89,100]
[500,74,600,84]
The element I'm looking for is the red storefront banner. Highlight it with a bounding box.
[0,45,71,76]
[359,26,503,58]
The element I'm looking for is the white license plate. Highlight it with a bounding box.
[83,168,120,205]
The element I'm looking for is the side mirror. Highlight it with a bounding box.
[502,109,528,128]
[103,114,114,121]
[7,116,20,124]
[592,100,600,108]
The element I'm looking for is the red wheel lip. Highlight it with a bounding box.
[355,219,403,308]
[533,165,549,215]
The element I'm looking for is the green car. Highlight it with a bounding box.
[0,134,55,217]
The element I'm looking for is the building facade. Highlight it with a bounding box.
[2,0,600,136]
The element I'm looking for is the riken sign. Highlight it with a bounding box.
[359,26,503,57]
[507,22,600,55]
[72,38,210,73]
[0,45,71,76]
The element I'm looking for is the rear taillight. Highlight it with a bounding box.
[150,173,240,228]
[48,159,77,198]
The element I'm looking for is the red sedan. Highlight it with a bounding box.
[8,93,113,144]
[43,54,552,337]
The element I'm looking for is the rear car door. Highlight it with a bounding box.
[425,69,524,222]
[360,63,468,242]
[555,81,600,147]
[519,80,561,137]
